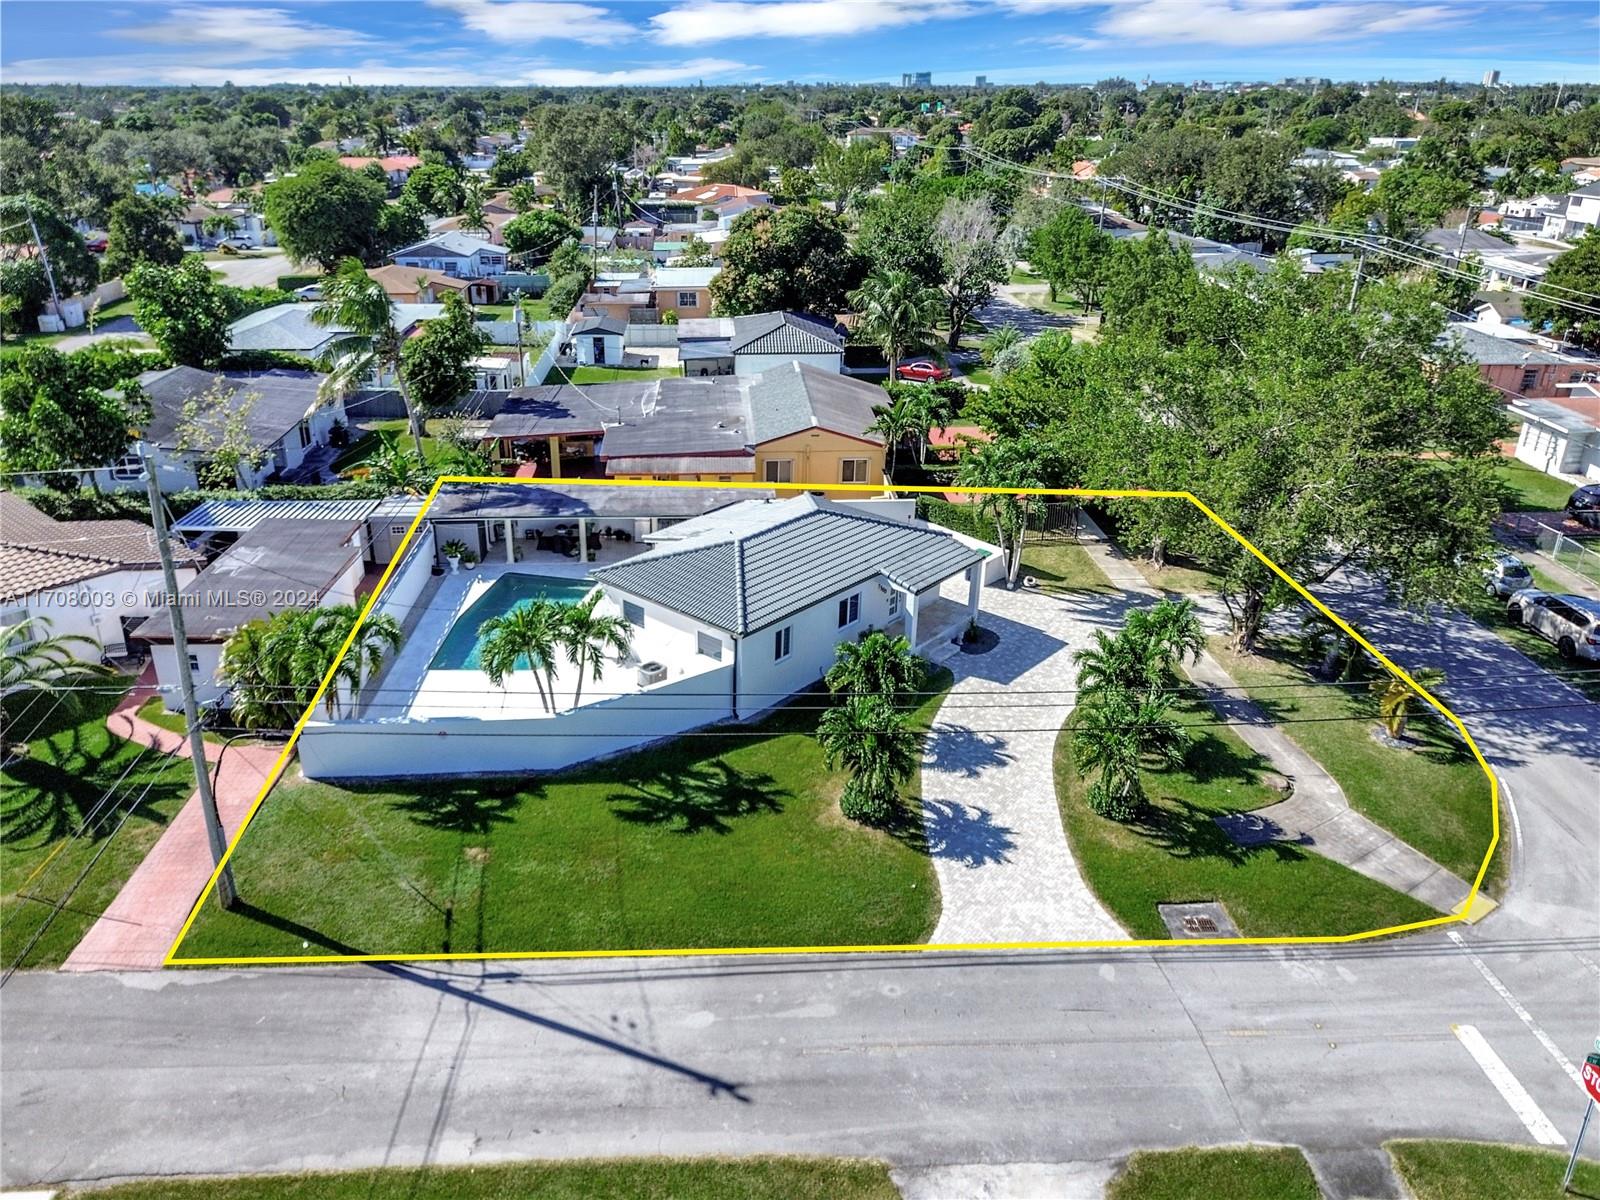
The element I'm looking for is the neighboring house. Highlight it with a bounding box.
[1470,292,1527,331]
[139,518,369,710]
[569,313,626,366]
[617,219,660,250]
[664,183,772,228]
[1442,325,1596,402]
[844,126,921,155]
[1500,194,1565,234]
[1511,394,1600,482]
[430,207,518,246]
[1367,136,1419,151]
[109,367,343,493]
[480,361,885,494]
[390,231,508,283]
[337,154,423,188]
[227,302,448,381]
[1542,182,1600,241]
[651,266,719,320]
[366,264,483,305]
[677,311,845,377]
[0,493,202,661]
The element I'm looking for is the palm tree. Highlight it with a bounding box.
[1,617,108,756]
[478,600,565,714]
[817,693,923,826]
[954,439,1050,588]
[1072,627,1149,702]
[1133,598,1206,680]
[1369,667,1444,740]
[867,391,921,481]
[458,184,490,237]
[312,607,403,719]
[825,630,923,702]
[1072,688,1188,821]
[557,594,633,710]
[848,268,944,379]
[219,620,276,730]
[907,385,956,465]
[312,257,427,458]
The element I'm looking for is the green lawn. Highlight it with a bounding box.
[1106,1146,1321,1200]
[2,295,140,346]
[958,365,995,387]
[1133,553,1225,595]
[1008,266,1046,285]
[333,418,455,475]
[1024,294,1087,316]
[65,1157,900,1200]
[177,672,952,960]
[1495,458,1576,513]
[1055,697,1437,939]
[1,684,197,969]
[1020,541,1117,595]
[475,297,554,322]
[545,365,682,384]
[135,696,226,744]
[1211,637,1502,892]
[1387,1140,1600,1200]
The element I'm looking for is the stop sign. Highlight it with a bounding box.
[1584,1054,1600,1105]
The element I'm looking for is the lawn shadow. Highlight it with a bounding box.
[605,759,785,835]
[388,777,537,834]
[1134,798,1307,867]
[1179,728,1271,789]
[219,900,369,957]
[1,727,185,846]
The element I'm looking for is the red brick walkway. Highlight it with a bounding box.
[62,668,285,972]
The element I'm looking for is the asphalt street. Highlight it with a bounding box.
[2,578,1596,1191]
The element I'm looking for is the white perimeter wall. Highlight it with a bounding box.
[297,663,734,779]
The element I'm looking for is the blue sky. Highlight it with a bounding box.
[2,1,1596,88]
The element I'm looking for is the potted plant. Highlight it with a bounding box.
[441,539,468,574]
[462,549,478,571]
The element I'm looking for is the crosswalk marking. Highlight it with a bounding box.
[1452,1023,1564,1146]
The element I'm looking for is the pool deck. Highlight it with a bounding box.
[358,553,713,723]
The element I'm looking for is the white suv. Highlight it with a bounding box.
[1506,588,1600,661]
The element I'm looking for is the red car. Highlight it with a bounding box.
[895,360,951,382]
[84,236,108,253]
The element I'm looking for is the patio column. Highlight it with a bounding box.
[504,518,514,563]
[578,517,589,564]
[966,566,981,619]
[904,588,919,650]
[547,435,562,479]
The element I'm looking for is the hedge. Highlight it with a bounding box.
[17,480,391,525]
[274,273,321,291]
[218,349,320,372]
[917,495,989,540]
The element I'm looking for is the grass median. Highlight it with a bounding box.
[176,671,952,961]
[1106,1146,1320,1200]
[1387,1139,1600,1200]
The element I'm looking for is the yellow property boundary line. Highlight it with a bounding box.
[164,478,1499,967]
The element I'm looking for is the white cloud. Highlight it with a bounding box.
[650,0,971,45]
[1094,1,1465,47]
[427,0,636,45]
[118,5,375,52]
[0,53,753,87]
[1038,33,1108,50]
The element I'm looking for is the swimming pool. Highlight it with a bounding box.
[430,573,596,671]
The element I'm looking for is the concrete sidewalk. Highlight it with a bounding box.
[61,673,283,971]
[1074,520,1481,917]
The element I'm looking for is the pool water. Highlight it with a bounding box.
[430,573,595,671]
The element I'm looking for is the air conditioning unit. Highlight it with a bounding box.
[637,661,668,686]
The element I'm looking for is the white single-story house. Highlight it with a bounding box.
[293,486,987,779]
[570,313,626,366]
[390,230,508,280]
[677,312,844,378]
[1512,393,1600,482]
[0,494,202,661]
[139,517,371,709]
[94,367,345,494]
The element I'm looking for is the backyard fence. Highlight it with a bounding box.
[625,323,679,347]
[1526,521,1600,588]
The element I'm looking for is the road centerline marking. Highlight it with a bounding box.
[1451,1022,1564,1145]
[1448,931,1582,1087]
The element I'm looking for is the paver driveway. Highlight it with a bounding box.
[921,577,1141,943]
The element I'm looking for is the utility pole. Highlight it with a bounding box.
[1347,244,1367,312]
[24,200,63,319]
[511,289,526,387]
[1097,175,1109,231]
[142,447,237,910]
[589,186,600,282]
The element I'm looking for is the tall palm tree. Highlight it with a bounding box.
[954,439,1050,588]
[817,693,923,826]
[312,607,403,719]
[867,391,921,481]
[1,617,108,756]
[312,257,426,458]
[557,594,633,710]
[478,600,564,714]
[825,630,923,703]
[1132,598,1206,681]
[848,268,943,379]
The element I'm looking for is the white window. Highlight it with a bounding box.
[109,454,142,481]
[841,458,869,483]
[764,459,793,484]
[696,631,722,660]
[297,419,312,449]
[677,291,698,309]
[887,591,899,616]
[837,593,860,628]
[623,600,645,627]
[773,626,792,660]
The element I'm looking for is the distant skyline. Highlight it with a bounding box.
[2,1,1597,89]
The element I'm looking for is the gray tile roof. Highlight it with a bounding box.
[729,311,844,355]
[592,494,984,634]
[227,304,343,354]
[745,362,885,445]
[573,313,628,336]
[136,367,328,450]
[1441,325,1569,366]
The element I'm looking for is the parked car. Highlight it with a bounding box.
[1565,484,1600,530]
[1506,588,1600,660]
[294,284,323,301]
[218,235,257,251]
[1484,553,1534,598]
[83,236,108,253]
[895,360,951,382]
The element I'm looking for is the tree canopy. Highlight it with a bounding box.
[710,206,865,317]
[262,159,389,270]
